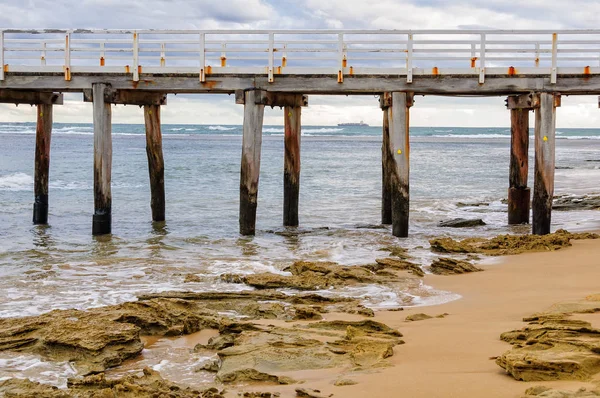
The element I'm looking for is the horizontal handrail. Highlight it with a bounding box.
[2,30,600,83]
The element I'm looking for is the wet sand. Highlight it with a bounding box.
[264,239,600,397]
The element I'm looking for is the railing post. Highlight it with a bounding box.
[268,33,274,83]
[41,42,47,66]
[535,43,540,67]
[470,43,476,68]
[337,33,344,83]
[407,33,413,83]
[221,43,227,67]
[64,32,71,81]
[100,42,105,66]
[0,30,4,81]
[160,43,165,67]
[282,44,287,68]
[479,33,485,84]
[199,33,206,82]
[551,33,558,84]
[133,31,139,82]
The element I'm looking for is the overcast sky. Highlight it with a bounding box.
[1,0,600,127]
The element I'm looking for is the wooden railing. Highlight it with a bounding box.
[2,29,600,83]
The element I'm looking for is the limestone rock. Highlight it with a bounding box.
[295,388,332,398]
[373,258,424,277]
[496,313,600,382]
[405,313,433,322]
[523,386,600,397]
[0,367,224,398]
[334,378,358,386]
[430,230,598,256]
[437,218,486,228]
[429,258,482,275]
[553,194,600,211]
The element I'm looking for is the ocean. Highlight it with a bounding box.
[2,122,600,384]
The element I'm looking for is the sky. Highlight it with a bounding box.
[1,0,600,127]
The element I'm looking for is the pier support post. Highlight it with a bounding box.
[0,90,62,225]
[532,93,560,235]
[144,104,165,222]
[283,99,302,227]
[506,94,537,224]
[33,104,53,224]
[387,92,413,237]
[85,89,167,225]
[92,83,113,236]
[235,91,307,233]
[380,93,393,225]
[239,90,266,235]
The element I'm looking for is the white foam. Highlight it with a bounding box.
[208,125,236,131]
[0,353,77,388]
[0,172,33,191]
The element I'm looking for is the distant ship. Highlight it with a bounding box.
[337,121,369,127]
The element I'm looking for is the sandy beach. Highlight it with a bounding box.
[291,238,600,398]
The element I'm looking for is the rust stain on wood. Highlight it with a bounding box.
[471,57,478,68]
[432,67,439,75]
[508,66,516,76]
[201,80,218,90]
[205,65,212,75]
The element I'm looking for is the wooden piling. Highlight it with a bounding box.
[239,90,265,235]
[380,93,392,225]
[33,104,52,224]
[283,103,301,226]
[388,92,412,237]
[144,104,165,222]
[92,83,112,236]
[532,93,557,235]
[508,107,530,224]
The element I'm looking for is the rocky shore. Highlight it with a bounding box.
[1,230,599,397]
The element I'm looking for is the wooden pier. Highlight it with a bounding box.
[2,29,600,236]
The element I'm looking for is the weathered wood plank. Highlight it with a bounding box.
[32,103,52,224]
[508,107,530,224]
[83,89,167,105]
[388,92,412,237]
[144,104,165,222]
[0,89,62,105]
[532,92,557,235]
[239,90,265,235]
[236,90,308,107]
[7,75,600,95]
[92,83,112,236]
[283,103,301,227]
[506,93,539,110]
[380,93,392,225]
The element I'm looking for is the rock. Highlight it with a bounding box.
[373,258,424,277]
[378,245,411,259]
[184,273,203,283]
[0,312,144,375]
[405,313,433,322]
[456,201,490,207]
[222,260,414,291]
[334,378,358,386]
[295,388,332,398]
[496,311,600,382]
[437,218,486,228]
[293,306,324,321]
[0,367,224,398]
[523,386,600,397]
[430,230,598,256]
[553,195,600,211]
[242,392,281,398]
[216,368,294,384]
[429,258,482,275]
[405,313,448,322]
